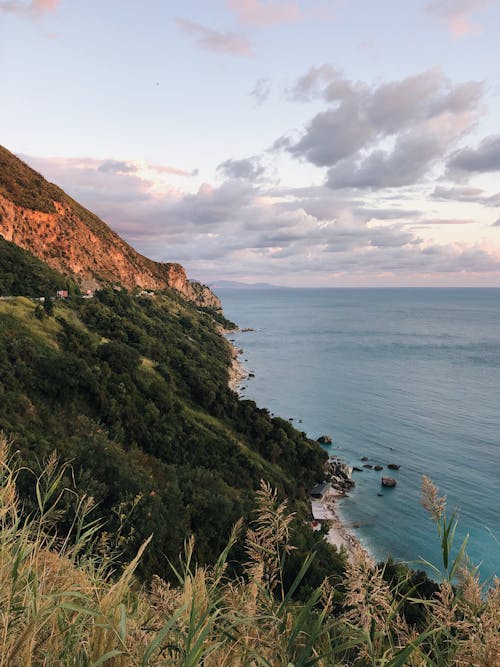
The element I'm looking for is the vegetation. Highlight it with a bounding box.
[0,240,336,585]
[0,438,498,666]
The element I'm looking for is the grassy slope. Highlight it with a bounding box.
[0,242,337,582]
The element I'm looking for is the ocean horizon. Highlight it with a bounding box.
[218,287,500,582]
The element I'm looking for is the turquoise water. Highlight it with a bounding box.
[217,288,500,582]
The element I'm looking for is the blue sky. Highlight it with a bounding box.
[1,0,500,286]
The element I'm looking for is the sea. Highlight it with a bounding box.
[216,287,500,582]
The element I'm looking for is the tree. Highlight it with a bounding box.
[43,296,54,316]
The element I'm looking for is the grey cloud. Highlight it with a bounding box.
[493,220,500,226]
[365,71,445,133]
[272,187,423,223]
[429,81,483,115]
[217,156,265,180]
[175,17,253,56]
[171,180,256,226]
[250,77,271,104]
[284,67,482,189]
[486,192,500,207]
[289,104,373,166]
[447,134,500,172]
[431,185,486,202]
[98,160,137,174]
[326,126,448,189]
[323,222,417,253]
[288,64,354,102]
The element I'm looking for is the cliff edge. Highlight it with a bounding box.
[0,146,220,309]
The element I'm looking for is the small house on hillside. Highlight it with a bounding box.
[309,482,332,499]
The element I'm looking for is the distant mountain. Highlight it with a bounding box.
[211,280,287,290]
[0,145,219,308]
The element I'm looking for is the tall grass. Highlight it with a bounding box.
[0,433,498,665]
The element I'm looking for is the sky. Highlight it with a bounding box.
[1,0,500,286]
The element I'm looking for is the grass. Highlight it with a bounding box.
[0,298,62,349]
[1,431,498,666]
[184,406,290,485]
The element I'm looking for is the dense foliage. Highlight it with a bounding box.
[0,241,338,583]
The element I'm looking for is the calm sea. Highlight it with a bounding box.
[217,288,500,582]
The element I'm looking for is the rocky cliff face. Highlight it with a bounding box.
[0,146,221,310]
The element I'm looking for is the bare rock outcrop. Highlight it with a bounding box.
[0,146,220,309]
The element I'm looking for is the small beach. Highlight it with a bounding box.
[312,490,372,564]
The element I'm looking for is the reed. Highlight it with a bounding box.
[0,433,498,666]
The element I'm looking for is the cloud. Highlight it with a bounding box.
[21,152,500,285]
[447,134,500,173]
[0,0,58,14]
[283,67,482,190]
[426,0,495,37]
[431,185,487,202]
[354,207,422,220]
[176,18,253,56]
[287,64,358,102]
[493,220,500,226]
[227,0,300,26]
[97,160,138,175]
[326,127,449,189]
[217,156,265,180]
[149,164,194,177]
[409,218,477,225]
[486,192,500,207]
[250,77,271,104]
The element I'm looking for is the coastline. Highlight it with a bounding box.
[312,489,372,564]
[219,325,372,565]
[220,326,247,392]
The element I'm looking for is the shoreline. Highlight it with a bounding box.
[220,326,247,392]
[219,325,372,565]
[313,491,372,564]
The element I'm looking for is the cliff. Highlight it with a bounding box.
[0,146,220,309]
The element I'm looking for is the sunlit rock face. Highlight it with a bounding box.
[0,146,220,309]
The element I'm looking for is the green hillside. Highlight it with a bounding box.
[0,241,340,584]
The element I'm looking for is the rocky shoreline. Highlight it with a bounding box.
[220,327,247,392]
[311,454,372,564]
[221,329,372,564]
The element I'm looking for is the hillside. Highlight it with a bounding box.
[0,145,219,308]
[0,234,342,587]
